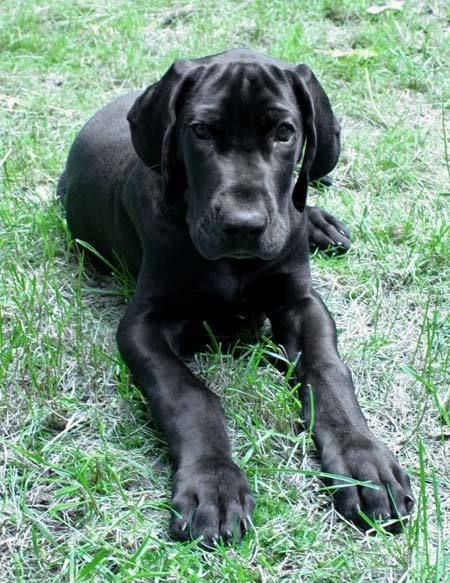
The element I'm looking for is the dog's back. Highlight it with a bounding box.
[58,91,142,267]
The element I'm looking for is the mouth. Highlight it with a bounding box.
[192,222,283,262]
[224,251,256,260]
[195,245,261,261]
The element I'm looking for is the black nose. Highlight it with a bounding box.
[221,210,267,236]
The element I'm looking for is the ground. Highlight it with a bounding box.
[0,0,449,581]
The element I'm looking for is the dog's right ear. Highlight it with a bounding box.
[127,60,194,204]
[288,65,341,213]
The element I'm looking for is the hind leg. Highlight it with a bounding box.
[56,171,66,202]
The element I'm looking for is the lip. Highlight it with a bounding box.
[195,245,257,261]
[225,252,256,259]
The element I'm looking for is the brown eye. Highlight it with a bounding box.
[192,123,211,140]
[275,123,295,142]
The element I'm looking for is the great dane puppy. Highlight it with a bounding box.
[59,49,414,547]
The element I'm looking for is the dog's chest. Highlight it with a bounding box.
[191,262,244,312]
[199,270,242,305]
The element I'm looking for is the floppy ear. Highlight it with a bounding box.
[127,60,193,205]
[289,65,341,212]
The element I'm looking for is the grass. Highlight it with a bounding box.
[0,0,449,580]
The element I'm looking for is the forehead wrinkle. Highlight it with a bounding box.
[183,62,298,127]
[225,64,294,122]
[233,63,287,104]
[203,62,288,98]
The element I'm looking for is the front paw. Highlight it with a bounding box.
[307,206,351,254]
[321,434,414,533]
[169,458,255,548]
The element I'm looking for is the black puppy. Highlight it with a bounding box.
[59,49,413,546]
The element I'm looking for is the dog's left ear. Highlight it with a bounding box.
[289,65,341,212]
[127,60,199,206]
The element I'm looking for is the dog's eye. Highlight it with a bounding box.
[192,123,212,140]
[275,123,295,142]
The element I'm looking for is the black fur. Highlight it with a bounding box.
[59,49,413,547]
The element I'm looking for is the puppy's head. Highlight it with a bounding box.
[128,49,340,261]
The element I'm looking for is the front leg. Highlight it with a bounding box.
[117,295,254,547]
[268,290,414,531]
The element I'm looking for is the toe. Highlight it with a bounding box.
[333,484,362,522]
[191,501,220,548]
[307,207,351,253]
[220,500,244,544]
[169,493,196,541]
[321,209,351,239]
[309,227,338,251]
[359,483,391,525]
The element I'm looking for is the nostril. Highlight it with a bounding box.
[221,212,267,235]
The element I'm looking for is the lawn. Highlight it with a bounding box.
[0,0,448,581]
